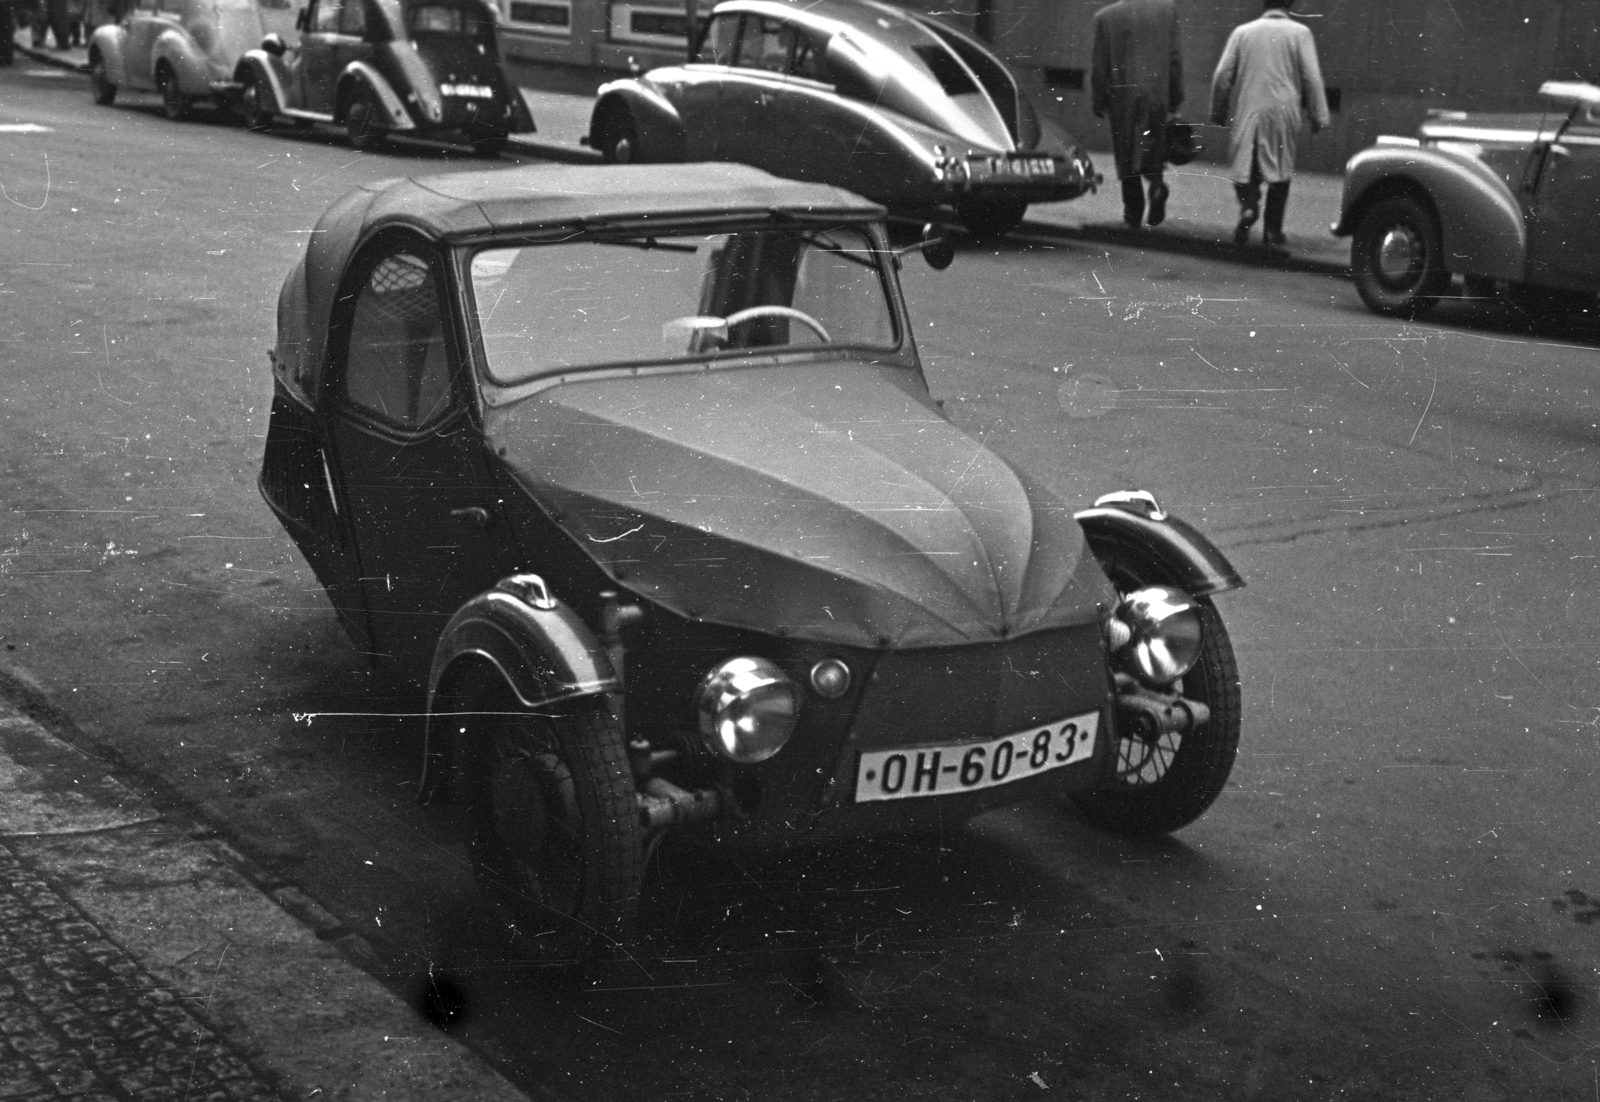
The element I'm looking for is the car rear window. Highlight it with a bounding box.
[469,227,899,385]
[405,1,486,35]
[912,44,979,97]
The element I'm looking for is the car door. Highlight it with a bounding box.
[333,0,372,83]
[1527,103,1600,289]
[326,235,524,678]
[121,0,162,88]
[716,13,791,171]
[671,8,739,160]
[295,0,342,111]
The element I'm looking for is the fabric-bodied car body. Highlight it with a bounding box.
[1335,80,1600,319]
[88,0,297,117]
[260,163,1240,953]
[588,0,1098,238]
[233,0,534,154]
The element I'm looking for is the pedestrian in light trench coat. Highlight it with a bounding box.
[1209,0,1330,250]
[1091,0,1184,229]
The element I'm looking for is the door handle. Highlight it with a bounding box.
[449,505,493,529]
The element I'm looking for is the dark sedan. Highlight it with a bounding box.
[587,0,1098,237]
[261,163,1239,955]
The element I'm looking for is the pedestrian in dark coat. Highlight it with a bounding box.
[1091,0,1184,229]
[1210,0,1330,250]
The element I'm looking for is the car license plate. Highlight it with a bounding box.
[441,83,495,99]
[968,154,1058,178]
[854,711,1098,803]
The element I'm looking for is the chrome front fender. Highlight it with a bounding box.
[421,575,617,800]
[1335,143,1527,283]
[1075,497,1243,598]
[89,26,128,86]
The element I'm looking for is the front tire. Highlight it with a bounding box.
[466,688,643,958]
[1351,194,1450,317]
[596,107,638,164]
[344,86,385,152]
[157,63,191,121]
[89,52,116,105]
[1072,595,1241,836]
[237,72,273,130]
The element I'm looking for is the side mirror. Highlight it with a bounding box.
[920,223,955,271]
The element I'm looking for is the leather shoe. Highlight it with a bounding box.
[1147,181,1169,227]
[1233,205,1258,245]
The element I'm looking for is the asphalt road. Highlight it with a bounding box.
[4,62,1600,1101]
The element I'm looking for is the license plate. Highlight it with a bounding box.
[968,154,1058,178]
[854,711,1099,803]
[441,83,495,99]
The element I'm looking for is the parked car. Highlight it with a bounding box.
[88,0,297,118]
[261,162,1242,951]
[587,0,1098,239]
[234,0,533,154]
[1335,80,1600,319]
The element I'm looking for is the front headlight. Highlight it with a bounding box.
[696,657,799,764]
[1108,586,1203,686]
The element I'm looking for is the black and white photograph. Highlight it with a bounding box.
[2,1,1598,1098]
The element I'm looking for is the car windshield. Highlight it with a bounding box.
[468,226,899,386]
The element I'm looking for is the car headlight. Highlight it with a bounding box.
[696,657,799,764]
[1108,586,1203,686]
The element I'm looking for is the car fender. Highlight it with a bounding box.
[1075,505,1243,598]
[89,26,129,86]
[337,63,417,130]
[152,28,213,94]
[1335,143,1526,282]
[592,81,686,162]
[421,577,618,800]
[237,51,290,114]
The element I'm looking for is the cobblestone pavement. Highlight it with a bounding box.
[0,841,287,1102]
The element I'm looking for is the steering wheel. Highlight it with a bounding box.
[723,305,831,343]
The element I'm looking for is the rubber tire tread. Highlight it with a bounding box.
[472,701,643,959]
[158,64,190,121]
[90,56,116,105]
[1351,193,1449,317]
[1071,597,1241,836]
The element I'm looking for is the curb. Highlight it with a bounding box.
[1018,218,1350,279]
[0,662,541,1102]
[14,41,88,72]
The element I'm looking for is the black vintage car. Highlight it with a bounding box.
[234,0,533,154]
[261,162,1242,951]
[588,0,1098,238]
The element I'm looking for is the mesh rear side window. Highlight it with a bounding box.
[345,253,455,429]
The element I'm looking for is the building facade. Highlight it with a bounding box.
[494,0,1600,174]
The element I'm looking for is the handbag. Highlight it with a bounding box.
[1164,117,1198,166]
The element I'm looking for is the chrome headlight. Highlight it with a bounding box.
[696,657,799,764]
[1109,586,1203,686]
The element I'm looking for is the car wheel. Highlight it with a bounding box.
[959,200,1028,241]
[345,86,385,152]
[1071,584,1241,837]
[89,53,116,106]
[238,72,273,130]
[1351,194,1450,317]
[157,63,191,121]
[597,107,639,165]
[466,687,643,958]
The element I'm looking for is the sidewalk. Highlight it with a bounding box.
[13,33,1350,274]
[0,664,533,1102]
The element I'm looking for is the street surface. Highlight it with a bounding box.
[3,62,1600,1100]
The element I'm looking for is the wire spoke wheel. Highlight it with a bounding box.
[1072,569,1241,836]
[465,687,643,959]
